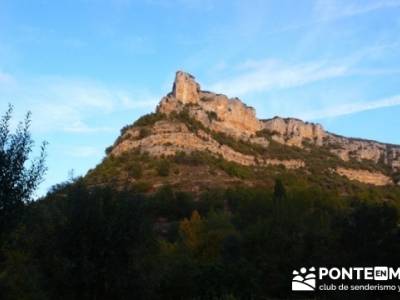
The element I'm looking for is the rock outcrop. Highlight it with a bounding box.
[336,167,393,186]
[112,120,303,170]
[261,117,326,147]
[158,71,262,138]
[109,70,400,186]
[325,134,400,171]
[259,118,400,173]
[172,71,200,104]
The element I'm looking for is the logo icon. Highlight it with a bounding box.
[292,267,316,291]
[374,267,388,281]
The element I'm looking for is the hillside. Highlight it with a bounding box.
[4,72,400,300]
[84,71,400,194]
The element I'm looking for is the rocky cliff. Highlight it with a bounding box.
[108,71,400,186]
[157,71,262,138]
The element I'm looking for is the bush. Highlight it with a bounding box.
[139,127,152,139]
[206,111,219,122]
[156,160,170,177]
[255,128,280,137]
[131,180,152,193]
[125,162,143,179]
[174,151,211,165]
[105,145,113,155]
[393,172,400,185]
[212,131,265,156]
[133,113,165,127]
[219,161,252,179]
[172,109,209,133]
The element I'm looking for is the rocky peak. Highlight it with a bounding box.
[172,71,200,104]
[110,70,400,186]
[157,71,262,137]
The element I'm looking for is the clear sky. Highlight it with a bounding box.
[0,0,400,197]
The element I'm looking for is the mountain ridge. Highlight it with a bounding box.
[95,71,400,189]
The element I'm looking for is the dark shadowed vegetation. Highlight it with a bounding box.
[1,106,400,299]
[1,177,400,299]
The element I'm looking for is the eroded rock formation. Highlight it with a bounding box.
[112,120,303,170]
[261,117,326,147]
[336,167,393,186]
[158,71,262,138]
[172,71,200,104]
[110,70,400,186]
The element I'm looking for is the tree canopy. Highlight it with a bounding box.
[0,105,47,236]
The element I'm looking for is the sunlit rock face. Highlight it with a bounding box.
[261,117,326,147]
[157,71,262,138]
[110,70,400,186]
[325,134,400,171]
[172,71,200,104]
[111,120,304,169]
[336,167,393,186]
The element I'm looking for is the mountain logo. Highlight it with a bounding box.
[292,267,316,291]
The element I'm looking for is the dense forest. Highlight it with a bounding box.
[1,107,400,300]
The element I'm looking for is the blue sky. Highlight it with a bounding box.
[0,0,400,196]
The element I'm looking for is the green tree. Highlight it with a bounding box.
[0,105,47,236]
[1,183,158,300]
[273,178,286,201]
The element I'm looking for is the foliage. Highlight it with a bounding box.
[179,210,204,253]
[172,108,209,133]
[1,183,158,300]
[139,127,152,139]
[273,178,286,201]
[173,151,254,179]
[1,177,400,299]
[174,150,212,165]
[124,160,143,179]
[132,112,165,128]
[3,104,400,298]
[147,185,195,220]
[85,150,148,185]
[155,159,170,177]
[206,110,219,122]
[0,105,47,238]
[211,131,265,156]
[394,171,400,184]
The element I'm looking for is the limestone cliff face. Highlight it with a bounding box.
[261,117,326,147]
[325,134,400,172]
[111,120,303,170]
[172,71,200,104]
[157,71,262,138]
[259,115,400,172]
[336,167,393,186]
[109,70,400,186]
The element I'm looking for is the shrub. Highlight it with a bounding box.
[255,129,280,137]
[125,162,142,179]
[393,172,400,184]
[133,113,165,127]
[206,111,219,122]
[156,159,170,177]
[131,180,152,193]
[174,151,212,165]
[172,109,209,133]
[218,160,252,179]
[105,146,113,155]
[120,124,134,135]
[139,127,152,139]
[212,132,264,156]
